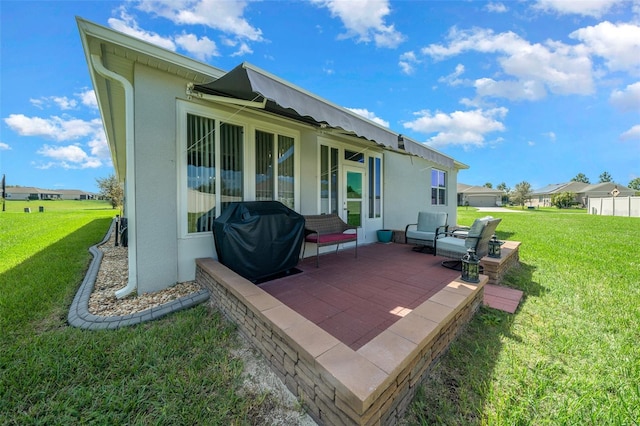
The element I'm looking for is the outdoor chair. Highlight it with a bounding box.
[435,217,502,270]
[404,211,448,253]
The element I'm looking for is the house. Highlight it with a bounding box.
[4,186,95,201]
[77,18,468,298]
[5,186,62,200]
[457,183,504,207]
[531,181,635,207]
[58,189,96,200]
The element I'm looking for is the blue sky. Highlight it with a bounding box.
[1,0,639,193]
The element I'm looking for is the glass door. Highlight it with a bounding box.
[344,167,363,227]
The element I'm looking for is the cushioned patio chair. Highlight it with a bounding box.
[435,217,502,269]
[404,211,448,253]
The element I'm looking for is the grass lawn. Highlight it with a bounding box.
[1,201,638,424]
[407,207,640,425]
[0,200,263,424]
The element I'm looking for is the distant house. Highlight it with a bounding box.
[5,186,61,200]
[531,182,635,207]
[59,189,96,200]
[457,183,504,207]
[5,186,95,201]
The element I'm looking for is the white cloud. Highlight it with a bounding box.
[175,33,218,60]
[620,124,640,141]
[77,89,98,109]
[610,82,640,111]
[421,27,594,99]
[135,0,263,41]
[29,96,81,111]
[108,7,177,51]
[399,51,419,75]
[4,114,110,169]
[346,108,390,127]
[0,142,11,150]
[403,107,508,149]
[543,131,557,141]
[475,78,547,100]
[528,140,536,146]
[230,42,253,57]
[312,0,405,48]
[36,144,103,169]
[438,63,466,86]
[570,21,640,74]
[485,2,508,13]
[532,0,620,18]
[4,114,103,142]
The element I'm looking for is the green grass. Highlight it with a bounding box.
[0,201,261,424]
[407,207,640,425]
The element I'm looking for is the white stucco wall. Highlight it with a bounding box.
[382,151,458,232]
[133,64,182,294]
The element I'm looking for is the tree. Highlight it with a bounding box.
[510,181,532,208]
[551,191,575,209]
[571,173,590,183]
[483,182,493,188]
[497,182,511,205]
[599,171,612,183]
[96,174,123,209]
[629,177,640,192]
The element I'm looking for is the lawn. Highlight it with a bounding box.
[0,200,264,424]
[1,202,638,424]
[407,207,640,425]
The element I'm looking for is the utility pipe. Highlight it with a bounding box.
[90,54,137,299]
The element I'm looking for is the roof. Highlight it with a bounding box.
[7,186,61,195]
[533,181,634,195]
[77,17,467,177]
[457,183,504,195]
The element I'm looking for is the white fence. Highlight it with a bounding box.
[588,196,640,217]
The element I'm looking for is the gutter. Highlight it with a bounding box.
[90,53,137,299]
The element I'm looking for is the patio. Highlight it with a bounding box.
[197,242,494,425]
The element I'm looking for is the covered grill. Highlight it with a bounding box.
[212,201,305,283]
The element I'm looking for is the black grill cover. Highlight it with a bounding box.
[212,201,305,282]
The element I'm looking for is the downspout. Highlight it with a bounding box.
[90,53,137,299]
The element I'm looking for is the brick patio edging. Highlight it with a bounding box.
[197,258,486,425]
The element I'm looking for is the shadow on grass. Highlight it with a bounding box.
[406,261,544,424]
[0,217,112,337]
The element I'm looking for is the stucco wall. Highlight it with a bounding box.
[133,64,181,294]
[383,151,458,232]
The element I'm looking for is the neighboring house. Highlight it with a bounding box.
[59,189,96,200]
[77,18,468,297]
[457,183,504,207]
[5,186,95,201]
[5,186,62,200]
[531,181,635,207]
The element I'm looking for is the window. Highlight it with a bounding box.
[431,169,446,205]
[255,130,295,209]
[344,150,364,163]
[185,113,244,233]
[220,123,244,213]
[368,157,381,218]
[186,113,216,233]
[320,145,339,214]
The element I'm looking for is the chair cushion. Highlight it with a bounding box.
[436,236,466,254]
[406,230,436,241]
[417,211,448,232]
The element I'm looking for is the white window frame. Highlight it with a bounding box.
[177,100,299,238]
[431,168,447,206]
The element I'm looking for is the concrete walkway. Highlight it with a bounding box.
[475,207,525,213]
[67,219,209,330]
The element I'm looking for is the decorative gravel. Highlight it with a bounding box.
[88,232,201,317]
